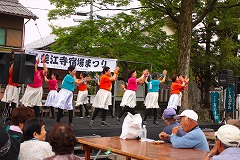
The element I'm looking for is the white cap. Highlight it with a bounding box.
[215,124,240,147]
[174,109,198,121]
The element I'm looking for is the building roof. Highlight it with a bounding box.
[24,34,58,50]
[0,0,38,20]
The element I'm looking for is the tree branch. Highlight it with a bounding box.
[148,0,179,23]
[214,3,240,9]
[193,0,218,28]
[93,6,149,12]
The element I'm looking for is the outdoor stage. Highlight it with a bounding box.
[0,113,222,140]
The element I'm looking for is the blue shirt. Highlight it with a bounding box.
[170,126,210,151]
[211,147,240,160]
[147,79,160,92]
[162,121,186,143]
[61,74,75,91]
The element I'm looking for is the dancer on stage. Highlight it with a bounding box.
[95,73,114,118]
[55,65,81,126]
[1,62,20,122]
[44,72,59,118]
[176,73,189,113]
[142,70,167,125]
[89,66,119,127]
[116,69,148,125]
[20,55,48,118]
[76,71,91,118]
[167,74,189,114]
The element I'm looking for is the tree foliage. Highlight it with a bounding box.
[48,0,240,109]
[50,3,178,74]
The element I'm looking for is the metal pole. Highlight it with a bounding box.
[90,0,93,20]
[236,94,240,119]
[222,87,226,124]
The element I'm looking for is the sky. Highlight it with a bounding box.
[19,0,140,45]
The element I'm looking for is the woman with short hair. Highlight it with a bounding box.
[18,118,54,160]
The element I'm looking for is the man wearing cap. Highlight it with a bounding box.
[160,109,209,151]
[227,119,240,129]
[204,124,240,160]
[159,108,186,143]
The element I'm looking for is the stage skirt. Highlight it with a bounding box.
[20,86,43,107]
[167,94,179,110]
[178,92,182,107]
[54,88,73,110]
[76,90,88,106]
[120,90,136,108]
[45,90,59,107]
[1,85,20,104]
[144,92,159,109]
[92,89,111,110]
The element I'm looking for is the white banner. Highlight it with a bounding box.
[25,50,117,72]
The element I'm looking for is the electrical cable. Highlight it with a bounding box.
[34,23,45,46]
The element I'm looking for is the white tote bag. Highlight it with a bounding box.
[120,112,142,140]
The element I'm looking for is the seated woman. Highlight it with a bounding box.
[7,106,35,143]
[18,118,55,160]
[44,123,83,160]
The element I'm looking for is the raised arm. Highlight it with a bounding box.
[42,55,48,74]
[159,70,167,83]
[44,75,49,82]
[35,57,40,72]
[110,66,120,81]
[136,69,148,83]
[95,73,100,86]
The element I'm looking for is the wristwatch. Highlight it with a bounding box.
[206,153,213,158]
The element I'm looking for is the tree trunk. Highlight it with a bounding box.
[177,0,194,111]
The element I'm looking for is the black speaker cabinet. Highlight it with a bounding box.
[13,53,36,84]
[218,70,233,87]
[236,76,240,94]
[0,52,10,84]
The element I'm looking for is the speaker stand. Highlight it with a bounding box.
[2,103,11,124]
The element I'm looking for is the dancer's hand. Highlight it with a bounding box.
[114,66,120,74]
[41,54,46,63]
[142,69,148,75]
[163,70,167,76]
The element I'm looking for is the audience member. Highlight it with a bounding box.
[0,126,19,160]
[7,106,35,143]
[18,118,54,160]
[227,119,240,129]
[159,109,209,151]
[44,123,83,160]
[159,108,185,143]
[204,124,240,160]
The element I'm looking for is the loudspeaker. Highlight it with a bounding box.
[218,70,233,87]
[0,52,10,84]
[236,76,240,94]
[13,53,36,84]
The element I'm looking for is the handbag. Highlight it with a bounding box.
[120,112,142,140]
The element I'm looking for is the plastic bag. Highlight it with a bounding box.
[120,112,142,139]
